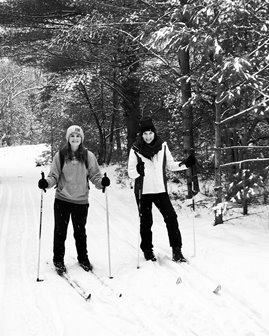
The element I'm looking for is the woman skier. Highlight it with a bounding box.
[38,125,110,274]
[128,117,195,262]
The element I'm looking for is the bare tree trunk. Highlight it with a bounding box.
[115,112,122,161]
[214,91,224,225]
[106,73,118,164]
[242,169,248,215]
[79,81,105,164]
[178,46,199,198]
[122,75,141,153]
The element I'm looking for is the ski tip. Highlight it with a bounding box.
[176,276,182,285]
[85,294,92,301]
[213,284,221,295]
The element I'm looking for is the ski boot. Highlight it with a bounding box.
[79,258,93,272]
[143,249,157,262]
[54,261,66,275]
[172,247,187,263]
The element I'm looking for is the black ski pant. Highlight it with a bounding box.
[135,192,182,252]
[53,199,89,263]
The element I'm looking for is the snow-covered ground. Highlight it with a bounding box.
[0,144,268,336]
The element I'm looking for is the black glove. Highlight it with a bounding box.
[184,153,196,168]
[38,178,48,191]
[101,175,110,188]
[136,161,145,176]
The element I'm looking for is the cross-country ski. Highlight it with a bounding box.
[57,271,91,301]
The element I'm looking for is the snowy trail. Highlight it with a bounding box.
[160,256,269,336]
[0,144,269,336]
[0,177,64,336]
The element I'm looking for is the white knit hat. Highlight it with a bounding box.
[66,125,84,142]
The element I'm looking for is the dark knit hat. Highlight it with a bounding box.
[140,117,156,134]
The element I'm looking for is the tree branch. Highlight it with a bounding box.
[220,99,269,125]
[220,158,269,168]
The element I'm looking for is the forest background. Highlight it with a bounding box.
[0,0,269,224]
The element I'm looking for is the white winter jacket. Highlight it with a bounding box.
[128,142,187,194]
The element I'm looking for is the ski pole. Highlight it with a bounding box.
[192,195,196,257]
[36,171,45,282]
[136,176,143,269]
[103,173,113,279]
[133,151,145,269]
[191,164,196,257]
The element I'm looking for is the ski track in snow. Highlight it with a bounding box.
[0,177,64,336]
[0,144,269,336]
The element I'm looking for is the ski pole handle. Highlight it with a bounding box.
[102,172,110,193]
[40,171,46,193]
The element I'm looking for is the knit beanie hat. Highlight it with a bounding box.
[66,125,84,142]
[140,117,156,134]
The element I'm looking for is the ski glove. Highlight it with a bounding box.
[184,153,196,168]
[136,161,145,176]
[38,178,48,191]
[101,175,110,188]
